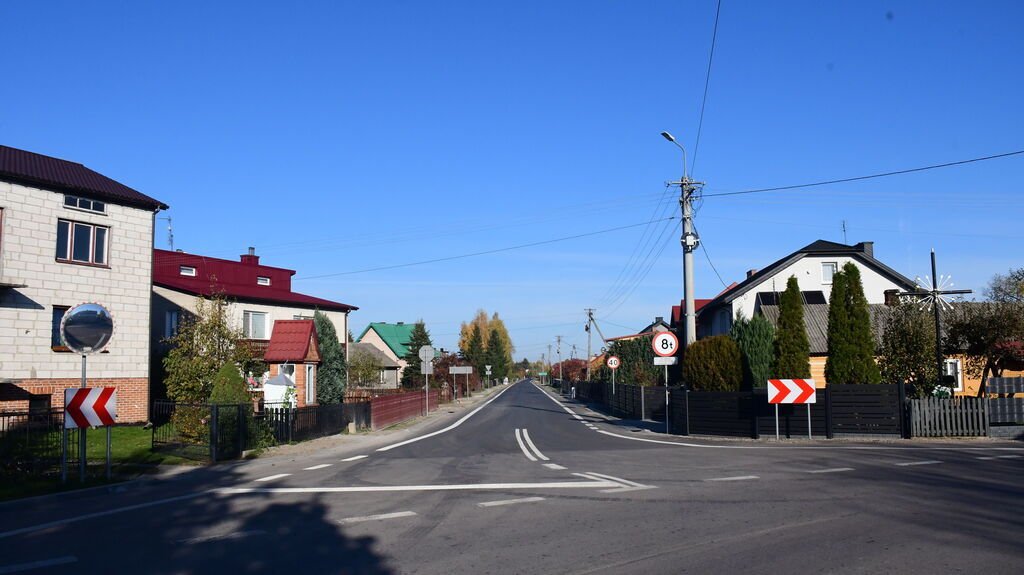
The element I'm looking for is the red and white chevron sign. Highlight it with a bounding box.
[64,388,117,428]
[767,379,816,404]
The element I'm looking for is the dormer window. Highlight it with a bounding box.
[64,195,106,213]
[179,266,196,276]
[257,276,271,286]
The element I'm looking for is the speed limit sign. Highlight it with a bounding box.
[652,331,678,357]
[606,356,620,370]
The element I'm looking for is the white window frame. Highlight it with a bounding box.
[305,364,316,404]
[242,310,268,339]
[822,262,838,284]
[63,194,106,214]
[257,276,271,286]
[56,219,109,265]
[179,266,196,276]
[943,358,963,392]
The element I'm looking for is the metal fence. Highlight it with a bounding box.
[910,397,988,437]
[0,409,78,476]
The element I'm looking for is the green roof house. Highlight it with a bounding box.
[356,322,417,377]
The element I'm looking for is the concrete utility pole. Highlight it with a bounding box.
[585,308,595,381]
[555,336,563,381]
[661,131,705,347]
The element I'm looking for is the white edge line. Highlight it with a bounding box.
[515,429,538,461]
[339,511,417,524]
[377,383,514,451]
[705,475,760,481]
[216,479,617,495]
[478,497,546,508]
[342,455,368,462]
[256,473,291,482]
[521,429,550,461]
[0,556,78,574]
[303,464,332,470]
[807,467,855,473]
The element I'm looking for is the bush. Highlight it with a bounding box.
[209,363,251,405]
[683,335,743,391]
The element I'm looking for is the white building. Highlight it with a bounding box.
[0,145,167,421]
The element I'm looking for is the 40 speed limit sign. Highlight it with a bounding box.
[652,331,678,357]
[606,356,621,370]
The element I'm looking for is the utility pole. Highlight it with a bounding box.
[555,336,563,381]
[585,308,595,381]
[661,132,705,347]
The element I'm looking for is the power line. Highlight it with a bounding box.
[690,0,722,176]
[297,216,677,280]
[703,149,1024,198]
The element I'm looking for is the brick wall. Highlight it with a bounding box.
[0,377,149,422]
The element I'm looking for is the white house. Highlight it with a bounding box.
[0,145,167,421]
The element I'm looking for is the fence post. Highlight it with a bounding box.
[238,404,246,455]
[898,382,909,439]
[210,405,219,462]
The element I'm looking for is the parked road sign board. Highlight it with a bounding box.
[64,388,117,428]
[606,356,620,370]
[767,379,816,404]
[653,356,678,366]
[450,366,473,374]
[651,331,678,357]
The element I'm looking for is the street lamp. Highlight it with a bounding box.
[661,131,700,347]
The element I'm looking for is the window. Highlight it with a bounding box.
[51,306,69,350]
[822,262,838,284]
[280,364,295,382]
[257,276,271,286]
[242,311,268,339]
[305,364,316,404]
[164,310,180,339]
[943,358,963,392]
[63,195,106,213]
[179,266,196,277]
[56,219,108,265]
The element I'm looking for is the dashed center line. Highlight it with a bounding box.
[478,497,545,508]
[0,556,78,574]
[304,464,333,470]
[807,467,854,474]
[179,530,265,545]
[705,475,760,482]
[896,460,942,467]
[342,455,368,462]
[543,463,567,470]
[255,473,291,482]
[338,511,417,524]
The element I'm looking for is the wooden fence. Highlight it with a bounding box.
[909,397,988,437]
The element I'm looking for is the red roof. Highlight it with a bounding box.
[671,299,714,325]
[153,249,357,312]
[0,145,167,210]
[265,320,320,363]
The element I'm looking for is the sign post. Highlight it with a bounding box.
[652,332,678,434]
[606,356,620,394]
[450,366,473,400]
[60,303,115,482]
[767,379,817,440]
[485,364,492,387]
[419,346,434,414]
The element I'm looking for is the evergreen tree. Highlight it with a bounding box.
[594,334,660,386]
[773,276,811,378]
[485,327,511,379]
[825,268,853,385]
[208,362,251,405]
[843,263,882,384]
[682,335,743,391]
[730,312,775,390]
[462,323,486,377]
[401,321,434,388]
[314,311,346,404]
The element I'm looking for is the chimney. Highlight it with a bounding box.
[856,242,874,258]
[746,269,758,279]
[240,247,259,266]
[884,289,899,306]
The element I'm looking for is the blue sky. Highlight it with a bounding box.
[3,1,1022,362]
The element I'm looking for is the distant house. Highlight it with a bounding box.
[355,322,417,381]
[151,248,357,397]
[348,342,402,388]
[0,145,167,421]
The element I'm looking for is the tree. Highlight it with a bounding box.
[163,293,255,403]
[461,323,486,377]
[458,310,514,368]
[986,268,1024,303]
[401,321,434,389]
[773,276,811,378]
[945,301,1024,394]
[593,334,660,386]
[682,335,743,391]
[878,302,938,398]
[209,362,251,405]
[314,311,346,404]
[485,327,512,380]
[730,312,775,390]
[349,347,385,387]
[551,358,587,382]
[825,263,881,385]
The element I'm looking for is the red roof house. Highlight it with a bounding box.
[264,320,321,406]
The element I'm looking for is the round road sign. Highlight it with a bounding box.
[651,331,678,357]
[606,356,620,370]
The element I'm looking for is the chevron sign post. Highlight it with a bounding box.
[766,379,816,439]
[64,388,117,428]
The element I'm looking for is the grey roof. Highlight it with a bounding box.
[759,303,890,355]
[349,342,400,368]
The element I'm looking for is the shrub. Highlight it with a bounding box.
[683,335,743,391]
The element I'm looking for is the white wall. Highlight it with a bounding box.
[0,180,155,379]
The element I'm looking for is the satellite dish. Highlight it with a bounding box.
[61,303,114,354]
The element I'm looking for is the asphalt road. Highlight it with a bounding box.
[2,380,1022,574]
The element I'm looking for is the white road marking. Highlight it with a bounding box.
[576,472,656,493]
[342,455,368,462]
[216,478,620,495]
[976,456,999,460]
[255,473,291,482]
[478,497,546,508]
[304,464,333,470]
[0,556,77,573]
[807,467,855,474]
[179,530,266,545]
[339,511,417,524]
[543,463,567,470]
[521,429,550,461]
[705,475,760,482]
[896,460,942,467]
[377,383,514,452]
[997,454,1021,459]
[515,429,537,461]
